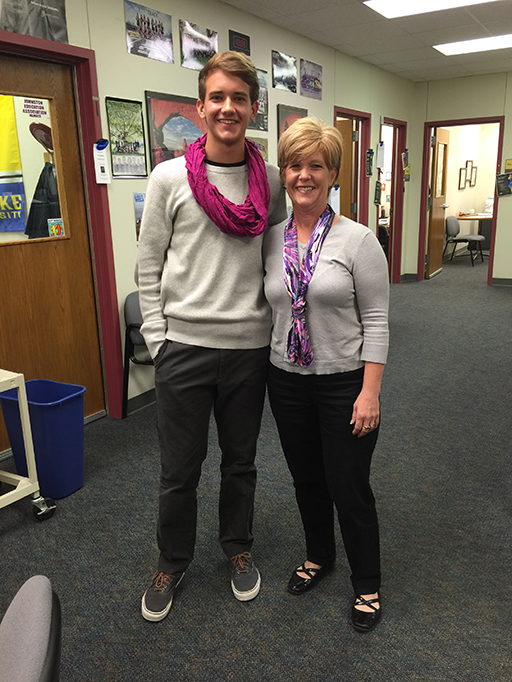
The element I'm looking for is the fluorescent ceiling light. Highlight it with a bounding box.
[364,0,501,19]
[435,33,512,55]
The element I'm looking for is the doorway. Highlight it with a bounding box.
[0,54,105,451]
[0,32,124,427]
[334,107,371,228]
[418,117,504,284]
[379,118,407,284]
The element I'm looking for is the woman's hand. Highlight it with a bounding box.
[350,362,385,437]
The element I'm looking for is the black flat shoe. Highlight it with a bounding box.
[351,595,382,633]
[287,562,333,595]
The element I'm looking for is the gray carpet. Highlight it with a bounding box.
[1,256,511,681]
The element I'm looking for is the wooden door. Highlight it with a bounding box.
[426,128,450,278]
[0,54,105,451]
[336,118,356,220]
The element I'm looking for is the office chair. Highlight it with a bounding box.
[443,216,485,266]
[378,223,389,259]
[122,291,153,419]
[0,575,61,682]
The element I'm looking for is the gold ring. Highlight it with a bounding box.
[364,425,371,430]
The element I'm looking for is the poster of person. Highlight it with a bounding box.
[145,91,208,169]
[0,0,68,43]
[0,95,26,233]
[272,50,297,93]
[133,192,145,240]
[105,98,147,177]
[180,19,218,71]
[246,136,268,162]
[124,0,173,63]
[247,69,268,132]
[300,59,322,100]
[277,104,308,140]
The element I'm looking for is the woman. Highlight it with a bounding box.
[263,118,389,633]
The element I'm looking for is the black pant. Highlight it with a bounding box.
[154,341,269,574]
[267,363,381,595]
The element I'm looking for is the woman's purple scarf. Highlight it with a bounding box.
[283,205,336,367]
[185,134,270,238]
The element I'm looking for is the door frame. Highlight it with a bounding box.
[417,116,504,285]
[381,117,407,284]
[333,106,371,228]
[0,29,123,416]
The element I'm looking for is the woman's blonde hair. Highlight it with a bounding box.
[278,117,343,173]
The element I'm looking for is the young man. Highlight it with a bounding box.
[136,52,286,622]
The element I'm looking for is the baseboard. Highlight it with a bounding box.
[491,278,512,286]
[400,273,418,283]
[126,388,156,417]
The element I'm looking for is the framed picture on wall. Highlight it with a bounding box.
[470,166,477,187]
[105,97,147,177]
[466,160,473,178]
[145,91,208,169]
[458,168,467,190]
[277,104,308,140]
[247,69,268,132]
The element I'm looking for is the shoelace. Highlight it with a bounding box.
[152,572,171,591]
[231,552,251,573]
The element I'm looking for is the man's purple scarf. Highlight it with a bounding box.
[185,134,270,238]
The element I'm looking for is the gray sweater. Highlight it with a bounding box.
[263,215,389,375]
[136,155,286,357]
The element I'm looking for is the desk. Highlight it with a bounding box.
[458,214,492,253]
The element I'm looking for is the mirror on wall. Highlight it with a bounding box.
[0,95,63,245]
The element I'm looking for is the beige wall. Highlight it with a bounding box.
[56,0,511,398]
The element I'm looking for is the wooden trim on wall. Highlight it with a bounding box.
[0,30,123,417]
[382,117,407,285]
[333,106,371,228]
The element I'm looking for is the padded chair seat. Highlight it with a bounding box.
[451,233,485,242]
[0,575,61,682]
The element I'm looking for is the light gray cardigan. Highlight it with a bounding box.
[263,215,389,375]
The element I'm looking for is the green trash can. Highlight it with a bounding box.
[0,379,86,499]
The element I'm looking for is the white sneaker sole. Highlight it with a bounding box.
[231,571,261,601]
[141,573,184,621]
[141,593,174,621]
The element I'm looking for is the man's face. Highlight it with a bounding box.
[197,69,258,152]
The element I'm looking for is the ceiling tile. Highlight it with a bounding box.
[220,0,512,83]
[392,8,482,32]
[466,1,512,22]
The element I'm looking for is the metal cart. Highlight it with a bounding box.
[0,369,56,520]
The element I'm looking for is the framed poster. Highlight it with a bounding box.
[247,136,268,162]
[300,59,322,100]
[277,104,307,140]
[247,69,268,132]
[145,91,207,169]
[179,19,218,70]
[124,0,174,64]
[133,192,145,240]
[229,29,250,55]
[458,168,467,190]
[272,50,297,93]
[105,97,147,177]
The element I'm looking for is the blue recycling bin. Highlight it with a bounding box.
[0,379,86,499]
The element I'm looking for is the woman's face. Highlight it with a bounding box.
[282,152,338,216]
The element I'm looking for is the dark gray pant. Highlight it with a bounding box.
[154,340,269,574]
